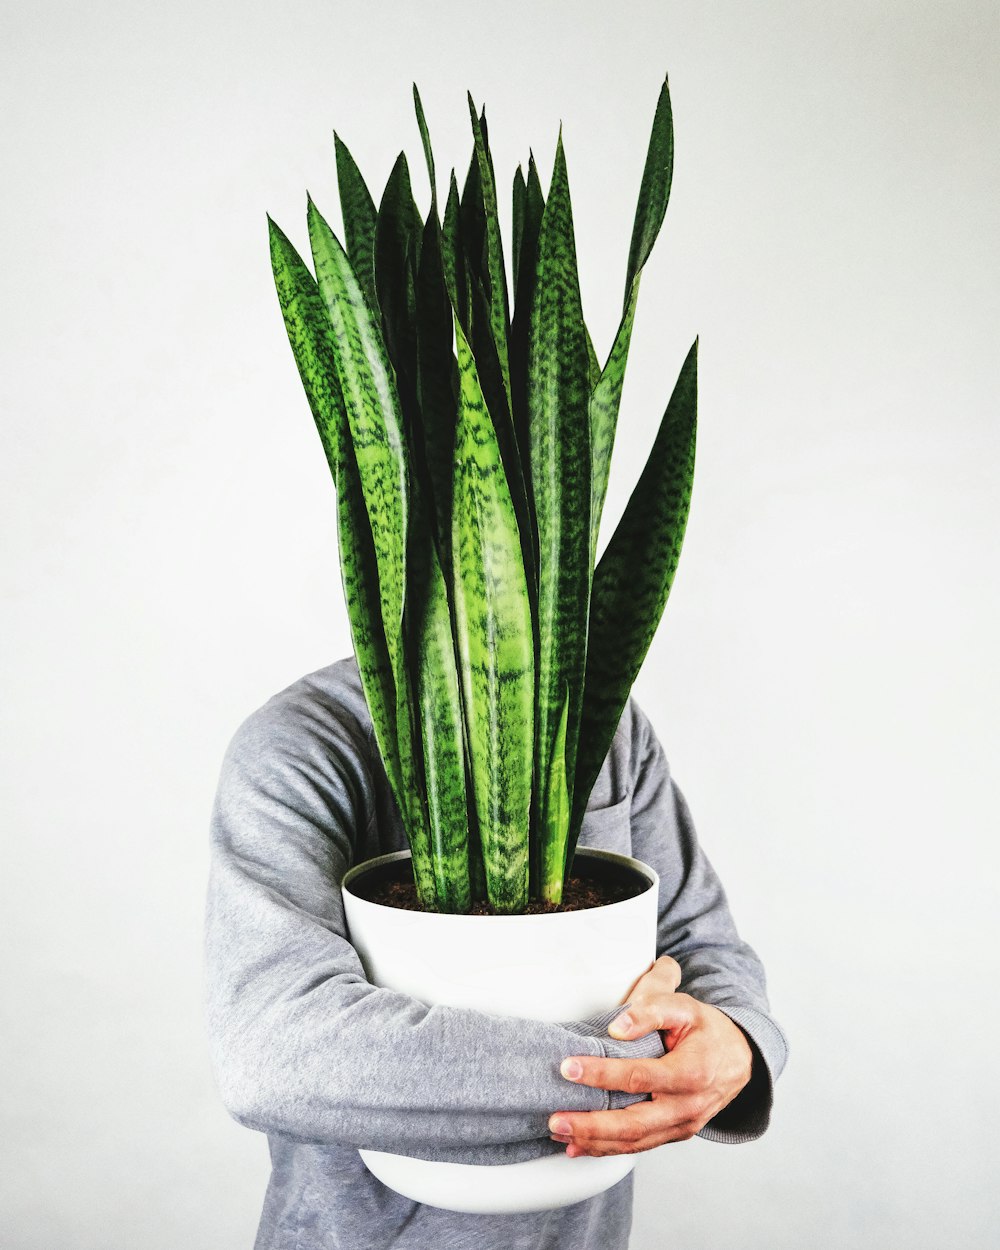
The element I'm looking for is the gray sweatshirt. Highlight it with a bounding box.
[204,656,788,1249]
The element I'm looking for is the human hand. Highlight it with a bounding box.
[549,959,753,1157]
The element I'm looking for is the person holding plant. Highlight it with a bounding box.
[204,653,787,1250]
[205,74,787,1248]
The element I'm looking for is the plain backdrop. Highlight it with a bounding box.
[2,2,997,1247]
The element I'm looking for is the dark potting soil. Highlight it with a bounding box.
[364,873,637,915]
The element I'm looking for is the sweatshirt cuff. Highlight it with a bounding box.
[561,1003,666,1110]
[696,1004,789,1144]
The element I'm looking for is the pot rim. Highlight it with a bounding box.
[341,847,658,919]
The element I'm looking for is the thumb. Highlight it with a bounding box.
[608,991,699,1040]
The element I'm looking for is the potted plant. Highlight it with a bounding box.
[266,73,696,1214]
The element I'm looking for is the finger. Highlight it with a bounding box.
[562,1121,701,1157]
[616,954,682,1007]
[562,1050,708,1098]
[645,954,682,993]
[548,1096,704,1146]
[559,1053,662,1095]
[608,988,699,1041]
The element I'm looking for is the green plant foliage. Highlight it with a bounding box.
[452,318,534,912]
[570,340,698,861]
[268,73,697,912]
[527,130,593,899]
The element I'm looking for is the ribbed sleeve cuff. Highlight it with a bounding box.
[697,1003,789,1144]
[561,1003,666,1110]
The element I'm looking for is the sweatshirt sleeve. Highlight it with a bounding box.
[203,692,664,1167]
[625,699,789,1144]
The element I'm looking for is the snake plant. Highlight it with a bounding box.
[267,74,697,913]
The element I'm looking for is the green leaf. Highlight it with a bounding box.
[307,196,435,904]
[589,75,674,565]
[541,682,571,902]
[459,121,486,296]
[510,152,545,563]
[570,339,698,858]
[309,197,409,611]
[412,82,438,218]
[528,130,592,876]
[409,102,468,574]
[442,170,468,330]
[267,215,344,481]
[584,324,600,393]
[512,165,526,284]
[468,93,512,416]
[451,316,534,913]
[375,152,422,441]
[415,206,460,573]
[624,74,675,306]
[334,134,379,313]
[465,271,540,711]
[409,484,472,913]
[268,214,434,904]
[336,440,426,895]
[457,113,537,633]
[510,159,545,646]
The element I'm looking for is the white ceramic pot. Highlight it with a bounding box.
[341,847,659,1215]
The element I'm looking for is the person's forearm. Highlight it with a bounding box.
[205,715,662,1164]
[625,700,789,1141]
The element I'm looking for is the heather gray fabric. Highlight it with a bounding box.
[204,655,788,1249]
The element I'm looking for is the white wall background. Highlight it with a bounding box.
[2,1,997,1246]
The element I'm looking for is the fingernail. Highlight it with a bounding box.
[561,1059,583,1080]
[549,1117,570,1135]
[609,1012,633,1037]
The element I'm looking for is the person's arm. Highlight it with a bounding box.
[624,698,788,1142]
[203,689,662,1167]
[545,700,788,1156]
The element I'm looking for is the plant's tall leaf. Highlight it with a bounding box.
[459,124,486,297]
[410,94,469,590]
[589,75,674,565]
[451,317,533,913]
[441,170,468,328]
[454,103,537,662]
[512,165,526,283]
[267,216,344,481]
[375,152,423,451]
[268,215,431,901]
[412,83,438,218]
[468,94,512,415]
[457,110,507,444]
[540,682,571,901]
[334,134,379,313]
[584,325,600,393]
[569,339,697,860]
[414,206,459,571]
[528,130,592,897]
[306,196,435,905]
[411,94,494,903]
[624,74,675,303]
[464,270,536,610]
[509,157,544,891]
[510,155,545,572]
[409,480,472,913]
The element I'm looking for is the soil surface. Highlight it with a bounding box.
[363,873,638,915]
